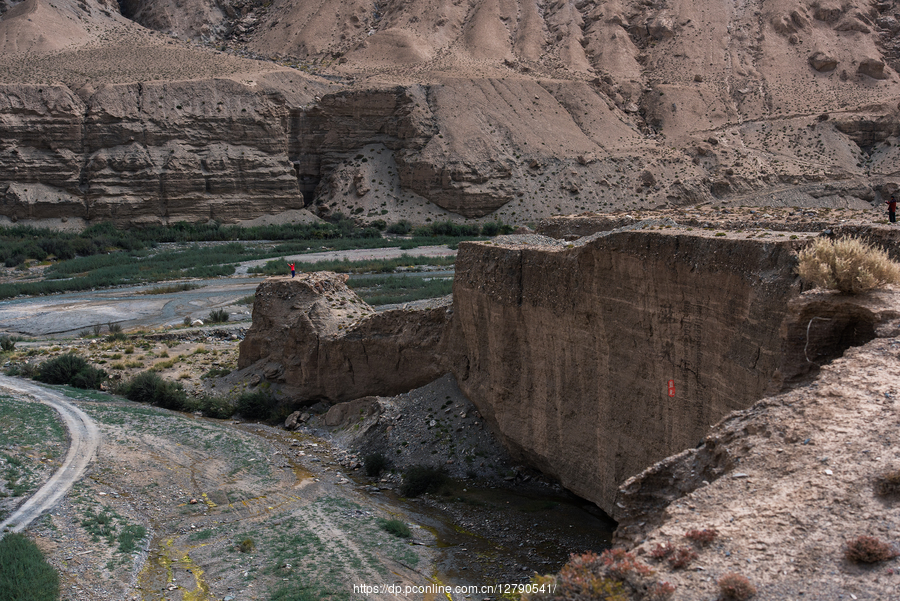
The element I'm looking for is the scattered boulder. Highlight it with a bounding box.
[284,411,311,430]
[809,52,838,72]
[647,16,676,40]
[857,58,888,80]
[813,1,843,23]
[640,170,657,187]
[324,397,381,427]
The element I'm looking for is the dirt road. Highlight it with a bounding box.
[0,376,100,536]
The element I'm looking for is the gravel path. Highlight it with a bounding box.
[0,376,100,536]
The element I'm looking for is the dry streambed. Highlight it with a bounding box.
[2,376,614,601]
[15,390,430,601]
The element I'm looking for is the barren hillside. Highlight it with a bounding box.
[0,0,898,225]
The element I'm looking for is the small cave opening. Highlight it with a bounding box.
[783,303,878,386]
[298,174,320,207]
[293,161,320,207]
[117,0,138,20]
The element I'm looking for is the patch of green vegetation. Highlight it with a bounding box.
[188,528,218,542]
[0,395,66,449]
[400,465,449,497]
[75,501,147,557]
[81,507,117,543]
[237,496,419,601]
[0,532,60,601]
[378,519,411,538]
[0,453,34,497]
[79,403,270,480]
[251,254,457,276]
[349,274,453,306]
[117,524,148,554]
[207,308,229,323]
[35,354,107,389]
[0,396,66,501]
[235,390,277,421]
[142,282,202,295]
[0,216,485,299]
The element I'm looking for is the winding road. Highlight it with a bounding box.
[0,376,100,536]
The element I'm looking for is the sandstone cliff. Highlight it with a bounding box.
[448,232,819,517]
[237,273,451,402]
[237,227,895,519]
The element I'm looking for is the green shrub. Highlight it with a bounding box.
[236,391,275,421]
[120,371,187,410]
[400,465,448,497]
[378,518,411,538]
[386,220,412,235]
[0,532,60,601]
[364,452,388,477]
[0,336,15,352]
[239,538,255,553]
[207,309,229,323]
[196,396,234,419]
[35,354,107,389]
[798,236,900,294]
[480,221,501,236]
[117,524,147,554]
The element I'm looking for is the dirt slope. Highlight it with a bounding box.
[1,0,899,225]
[610,317,900,599]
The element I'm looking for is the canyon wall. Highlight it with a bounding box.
[448,232,808,517]
[239,231,897,517]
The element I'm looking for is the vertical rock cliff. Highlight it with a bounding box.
[448,232,807,517]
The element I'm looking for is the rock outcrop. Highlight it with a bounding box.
[448,232,812,517]
[238,229,900,517]
[237,273,451,403]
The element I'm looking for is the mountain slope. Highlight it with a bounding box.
[0,0,898,226]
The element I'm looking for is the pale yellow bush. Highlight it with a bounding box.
[798,236,900,294]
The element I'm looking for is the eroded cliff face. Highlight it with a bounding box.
[448,232,809,517]
[237,230,894,519]
[3,0,900,225]
[237,273,451,402]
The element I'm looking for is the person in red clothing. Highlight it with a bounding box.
[888,195,897,223]
[289,262,296,277]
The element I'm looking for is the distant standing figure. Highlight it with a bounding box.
[888,195,897,223]
[289,262,296,278]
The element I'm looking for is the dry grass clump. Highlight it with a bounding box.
[874,468,900,497]
[648,542,698,569]
[798,236,900,294]
[844,535,899,563]
[525,549,676,600]
[718,573,756,599]
[684,528,718,546]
